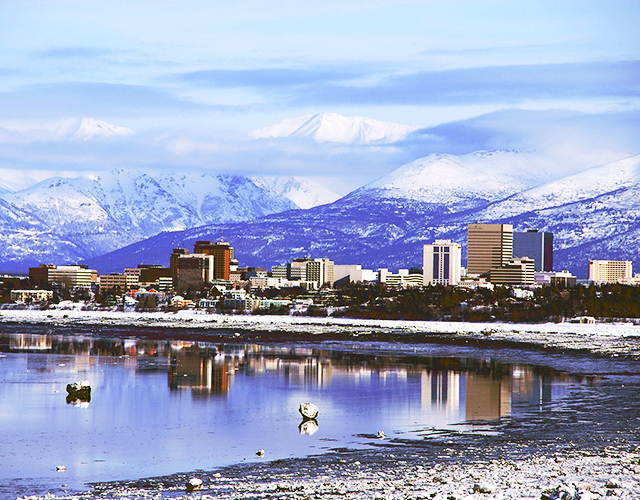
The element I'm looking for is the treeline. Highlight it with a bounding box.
[321,282,640,323]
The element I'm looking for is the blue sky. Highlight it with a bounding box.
[0,0,638,192]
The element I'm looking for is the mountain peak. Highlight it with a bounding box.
[74,118,135,140]
[249,113,419,144]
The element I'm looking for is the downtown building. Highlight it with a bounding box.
[513,230,553,272]
[29,264,96,289]
[467,223,513,277]
[488,257,536,286]
[423,240,462,286]
[588,260,633,284]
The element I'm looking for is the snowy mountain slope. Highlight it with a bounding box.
[478,154,640,220]
[250,175,342,209]
[249,113,419,144]
[0,198,86,272]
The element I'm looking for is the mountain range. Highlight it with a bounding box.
[0,170,340,272]
[78,151,640,279]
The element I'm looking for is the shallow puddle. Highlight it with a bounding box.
[0,331,581,495]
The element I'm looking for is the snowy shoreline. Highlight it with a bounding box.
[3,308,640,359]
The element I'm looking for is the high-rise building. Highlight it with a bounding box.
[513,230,553,272]
[423,240,462,286]
[193,240,233,280]
[588,260,632,284]
[170,248,189,283]
[29,264,56,287]
[176,254,214,290]
[467,223,513,276]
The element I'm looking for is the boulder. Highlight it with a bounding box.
[66,381,91,400]
[298,402,319,420]
[186,477,203,491]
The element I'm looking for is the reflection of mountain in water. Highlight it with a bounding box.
[0,332,575,421]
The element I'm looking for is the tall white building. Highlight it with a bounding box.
[588,260,632,284]
[423,240,462,286]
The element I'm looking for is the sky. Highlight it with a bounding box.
[0,0,639,193]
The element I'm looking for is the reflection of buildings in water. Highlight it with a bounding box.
[421,368,512,421]
[168,349,232,396]
[282,357,332,387]
[10,334,52,351]
[421,370,461,416]
[465,372,511,421]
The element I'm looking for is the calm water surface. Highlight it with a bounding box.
[0,332,581,494]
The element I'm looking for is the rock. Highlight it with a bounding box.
[541,484,599,500]
[186,477,203,491]
[605,479,619,489]
[66,380,91,402]
[299,419,319,435]
[299,402,319,420]
[256,449,265,457]
[473,481,494,494]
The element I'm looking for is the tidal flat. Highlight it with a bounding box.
[1,311,640,499]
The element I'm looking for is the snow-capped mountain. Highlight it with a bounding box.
[73,118,135,140]
[348,152,524,211]
[83,152,640,278]
[249,113,419,144]
[250,175,341,209]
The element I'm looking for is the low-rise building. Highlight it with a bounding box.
[488,258,535,286]
[535,270,577,286]
[333,264,379,285]
[11,289,53,303]
[381,269,424,288]
[99,272,139,292]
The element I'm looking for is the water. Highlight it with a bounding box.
[0,332,580,496]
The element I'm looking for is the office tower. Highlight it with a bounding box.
[513,230,554,272]
[193,240,233,280]
[467,223,513,276]
[170,248,189,283]
[176,254,214,289]
[423,240,462,286]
